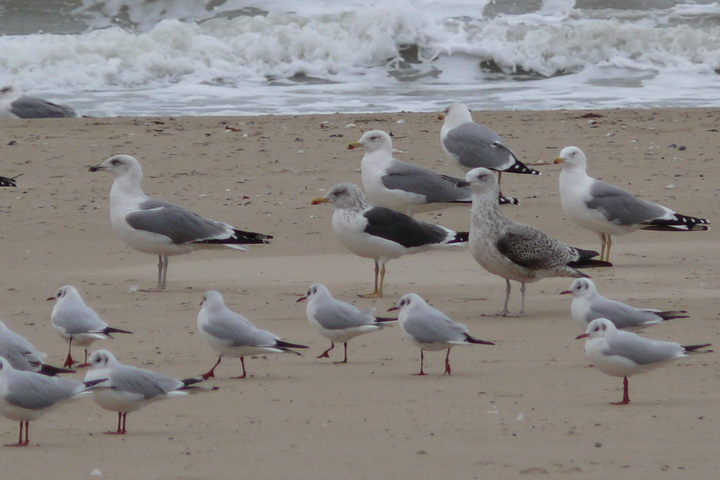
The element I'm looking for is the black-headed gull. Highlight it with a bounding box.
[0,318,74,376]
[554,146,709,261]
[197,290,307,379]
[84,349,217,435]
[0,84,78,119]
[311,182,468,298]
[48,286,133,368]
[0,357,102,446]
[560,278,688,331]
[89,154,273,291]
[389,293,494,375]
[458,168,612,317]
[296,283,395,363]
[576,318,711,405]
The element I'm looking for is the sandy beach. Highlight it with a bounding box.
[1,108,719,479]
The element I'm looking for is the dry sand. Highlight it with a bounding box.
[0,108,719,479]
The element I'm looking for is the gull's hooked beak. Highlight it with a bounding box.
[347,141,362,150]
[88,163,105,172]
[311,197,328,205]
[575,332,589,340]
[553,156,564,165]
[46,296,56,301]
[455,180,471,188]
[559,290,572,295]
[438,113,445,121]
[296,295,307,303]
[387,305,399,312]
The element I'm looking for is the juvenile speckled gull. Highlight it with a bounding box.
[389,293,494,375]
[89,154,272,291]
[0,319,74,376]
[576,318,711,405]
[84,349,217,435]
[554,146,709,261]
[458,168,612,317]
[440,103,539,197]
[296,283,395,363]
[349,129,518,214]
[197,290,307,379]
[0,84,78,119]
[48,286,133,368]
[560,278,688,331]
[312,182,468,298]
[0,357,102,446]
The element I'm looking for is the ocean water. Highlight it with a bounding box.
[1,0,719,117]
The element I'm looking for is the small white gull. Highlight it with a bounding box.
[576,318,711,405]
[312,182,468,298]
[296,283,395,363]
[89,154,272,291]
[554,146,709,262]
[389,293,494,375]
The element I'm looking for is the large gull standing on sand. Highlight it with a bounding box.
[576,318,711,405]
[554,146,709,261]
[440,103,539,197]
[312,183,468,298]
[0,85,78,119]
[458,168,612,317]
[89,154,272,291]
[349,129,518,214]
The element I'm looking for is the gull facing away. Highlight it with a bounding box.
[576,318,711,405]
[440,103,539,196]
[89,154,272,291]
[0,85,78,119]
[560,278,688,331]
[0,319,74,376]
[198,290,307,379]
[296,283,395,363]
[349,129,518,214]
[84,349,217,435]
[0,357,102,447]
[458,168,612,317]
[312,183,468,298]
[389,293,494,375]
[47,286,133,368]
[554,146,709,262]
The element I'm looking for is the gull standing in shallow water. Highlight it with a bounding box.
[389,293,494,375]
[0,319,74,376]
[197,290,307,379]
[48,286,133,368]
[560,278,688,331]
[296,283,395,363]
[0,84,78,119]
[0,357,102,446]
[312,183,468,298]
[554,146,709,262]
[89,155,272,291]
[84,349,217,435]
[440,103,539,197]
[458,168,612,317]
[576,318,711,405]
[349,129,518,214]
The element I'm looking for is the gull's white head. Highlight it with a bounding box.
[441,103,473,128]
[560,278,598,299]
[47,285,81,304]
[311,183,369,211]
[0,85,21,102]
[296,283,331,304]
[553,146,587,170]
[349,130,393,154]
[576,317,617,340]
[458,167,499,196]
[201,290,226,310]
[87,349,119,370]
[389,293,425,313]
[89,154,143,180]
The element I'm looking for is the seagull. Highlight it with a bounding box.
[554,146,710,262]
[47,286,133,368]
[89,154,273,291]
[440,103,539,196]
[349,129,518,214]
[296,283,395,363]
[0,319,74,376]
[0,175,19,188]
[560,278,689,331]
[0,84,78,119]
[389,293,494,375]
[576,318,711,405]
[0,357,102,446]
[84,349,217,435]
[458,168,612,317]
[311,182,468,298]
[197,290,307,379]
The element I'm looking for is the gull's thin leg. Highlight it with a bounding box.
[160,255,169,289]
[599,233,607,262]
[105,412,126,434]
[63,338,75,368]
[610,376,631,405]
[606,235,613,263]
[518,282,526,317]
[413,350,427,376]
[318,341,335,359]
[333,342,349,364]
[77,348,92,368]
[5,420,27,447]
[443,348,452,375]
[230,357,248,379]
[378,264,386,297]
[202,355,222,380]
[360,261,383,298]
